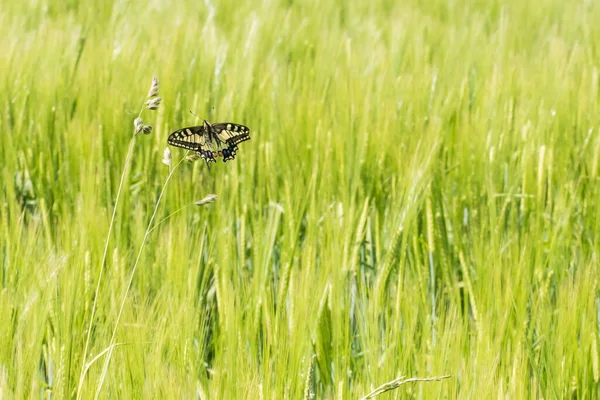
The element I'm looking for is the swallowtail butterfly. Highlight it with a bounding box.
[167,120,250,167]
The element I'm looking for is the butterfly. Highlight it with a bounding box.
[167,120,250,168]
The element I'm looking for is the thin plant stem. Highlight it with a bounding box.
[94,155,187,399]
[147,202,196,234]
[359,375,451,399]
[77,98,150,399]
[77,134,135,398]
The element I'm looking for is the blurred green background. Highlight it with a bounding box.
[1,0,599,398]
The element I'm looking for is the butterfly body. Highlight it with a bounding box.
[167,120,250,166]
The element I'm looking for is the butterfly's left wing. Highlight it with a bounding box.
[167,126,208,150]
[167,126,218,164]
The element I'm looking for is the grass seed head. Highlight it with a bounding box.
[195,194,217,206]
[147,77,159,98]
[146,97,162,110]
[142,125,153,135]
[134,117,144,134]
[162,147,172,167]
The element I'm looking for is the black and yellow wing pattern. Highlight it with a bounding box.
[167,120,250,165]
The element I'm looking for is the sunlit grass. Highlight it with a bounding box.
[1,0,599,398]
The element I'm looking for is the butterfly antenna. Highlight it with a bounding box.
[189,110,199,118]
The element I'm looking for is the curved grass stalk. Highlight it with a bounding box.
[93,155,187,399]
[76,134,136,399]
[78,87,158,398]
[147,202,196,234]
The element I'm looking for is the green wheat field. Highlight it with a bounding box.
[1,0,600,398]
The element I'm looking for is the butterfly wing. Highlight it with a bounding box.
[167,126,208,150]
[212,123,251,147]
[167,126,217,163]
[220,144,239,162]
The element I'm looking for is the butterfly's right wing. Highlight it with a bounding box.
[212,123,251,147]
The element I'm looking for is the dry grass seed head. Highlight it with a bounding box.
[147,77,159,98]
[195,194,217,206]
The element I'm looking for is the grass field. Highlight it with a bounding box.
[1,0,600,398]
